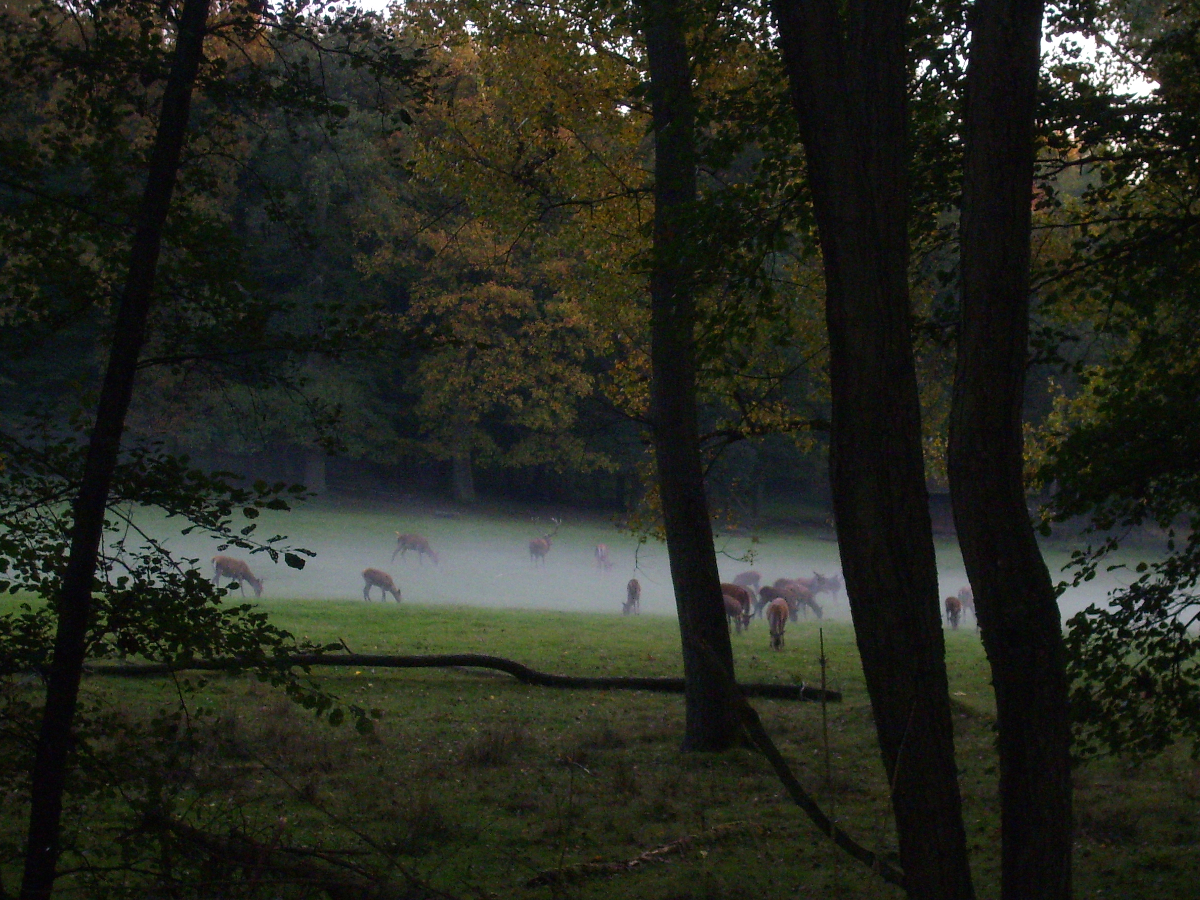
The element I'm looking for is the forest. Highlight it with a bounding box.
[0,0,1198,896]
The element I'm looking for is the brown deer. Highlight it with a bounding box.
[774,579,823,621]
[212,556,264,598]
[721,582,753,627]
[724,594,751,634]
[623,578,641,615]
[767,597,790,650]
[362,568,402,603]
[594,543,613,571]
[528,517,561,567]
[392,533,438,566]
[732,570,761,601]
[944,595,963,630]
[957,584,975,618]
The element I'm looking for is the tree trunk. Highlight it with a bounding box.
[304,447,327,495]
[638,0,740,751]
[19,0,211,895]
[451,431,476,503]
[771,0,975,896]
[949,0,1073,896]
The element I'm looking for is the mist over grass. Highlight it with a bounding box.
[130,494,1143,621]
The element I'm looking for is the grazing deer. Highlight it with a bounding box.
[212,556,264,598]
[775,579,823,621]
[945,595,963,630]
[528,517,561,567]
[755,584,783,619]
[767,597,790,650]
[594,543,614,572]
[362,568,402,603]
[721,583,753,627]
[392,533,438,566]
[623,578,641,615]
[724,594,751,634]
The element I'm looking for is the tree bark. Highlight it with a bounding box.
[949,0,1073,896]
[19,0,211,895]
[638,0,740,751]
[771,0,975,896]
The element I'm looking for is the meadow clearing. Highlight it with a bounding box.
[1,499,1192,898]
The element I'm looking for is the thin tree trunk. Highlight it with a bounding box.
[771,0,975,895]
[451,429,476,503]
[304,447,327,494]
[639,0,740,751]
[949,0,1072,895]
[19,0,211,895]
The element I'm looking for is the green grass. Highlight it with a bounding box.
[3,600,1193,899]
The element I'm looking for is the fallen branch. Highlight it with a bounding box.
[693,640,905,890]
[526,821,756,887]
[86,652,840,702]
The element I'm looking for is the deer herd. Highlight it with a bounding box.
[210,521,976,641]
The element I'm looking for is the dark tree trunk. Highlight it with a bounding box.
[19,0,211,895]
[304,447,327,494]
[949,0,1073,896]
[638,0,740,751]
[451,430,476,503]
[771,0,975,896]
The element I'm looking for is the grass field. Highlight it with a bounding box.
[1,501,1190,898]
[3,602,1194,899]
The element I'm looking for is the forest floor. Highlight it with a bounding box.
[4,601,1194,900]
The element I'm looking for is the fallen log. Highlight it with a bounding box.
[86,652,840,702]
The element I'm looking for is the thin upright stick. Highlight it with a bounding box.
[820,628,831,790]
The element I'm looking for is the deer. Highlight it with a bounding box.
[623,577,641,615]
[725,593,751,634]
[594,543,614,572]
[767,597,790,650]
[732,571,762,612]
[773,579,823,621]
[392,533,438,566]
[362,568,402,603]
[528,517,561,567]
[945,595,963,630]
[721,582,753,627]
[957,584,975,617]
[212,556,264,598]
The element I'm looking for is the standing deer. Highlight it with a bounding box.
[957,584,975,617]
[767,597,790,650]
[732,570,762,596]
[362,568,402,603]
[392,533,438,566]
[594,543,614,572]
[212,556,264,598]
[623,578,641,615]
[944,595,963,630]
[528,518,561,567]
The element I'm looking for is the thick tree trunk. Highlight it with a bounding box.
[771,0,975,896]
[639,0,740,751]
[949,0,1073,896]
[19,0,211,896]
